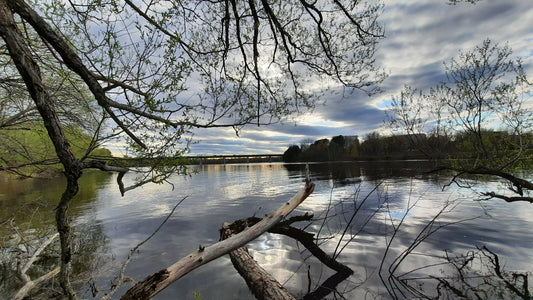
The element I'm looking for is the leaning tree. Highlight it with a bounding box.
[0,0,386,297]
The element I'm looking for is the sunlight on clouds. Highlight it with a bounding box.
[295,114,348,128]
[375,99,394,109]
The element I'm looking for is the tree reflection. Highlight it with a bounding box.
[0,172,112,299]
[3,162,532,299]
[285,163,532,299]
[386,245,531,299]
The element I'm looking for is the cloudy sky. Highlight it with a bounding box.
[187,0,533,155]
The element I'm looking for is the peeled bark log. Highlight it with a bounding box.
[220,224,296,300]
[13,233,60,300]
[13,267,60,300]
[121,182,315,300]
[223,214,354,300]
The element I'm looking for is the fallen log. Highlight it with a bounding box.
[221,224,296,300]
[241,216,354,274]
[120,182,315,300]
[222,215,354,300]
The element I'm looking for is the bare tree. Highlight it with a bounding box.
[387,39,533,203]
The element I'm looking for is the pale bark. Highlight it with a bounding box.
[13,267,60,300]
[120,182,315,300]
[220,222,296,300]
[13,233,60,300]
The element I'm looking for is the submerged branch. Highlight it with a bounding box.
[481,192,533,204]
[222,213,354,300]
[220,223,296,300]
[434,165,533,203]
[13,233,60,300]
[237,214,354,275]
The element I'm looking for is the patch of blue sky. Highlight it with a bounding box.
[375,99,394,109]
[389,209,410,220]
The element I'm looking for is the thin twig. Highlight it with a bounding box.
[102,196,188,300]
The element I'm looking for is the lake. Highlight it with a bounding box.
[1,161,532,299]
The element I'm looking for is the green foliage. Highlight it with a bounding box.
[3,0,388,190]
[284,131,531,162]
[192,291,202,300]
[90,147,112,158]
[0,122,112,176]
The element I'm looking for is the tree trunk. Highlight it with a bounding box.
[0,2,81,298]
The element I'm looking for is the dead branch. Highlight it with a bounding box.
[13,267,60,300]
[120,182,315,300]
[434,165,533,200]
[13,233,60,300]
[236,215,354,275]
[481,192,533,204]
[302,270,353,300]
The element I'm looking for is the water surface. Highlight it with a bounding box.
[1,161,532,299]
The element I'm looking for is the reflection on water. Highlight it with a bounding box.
[0,171,112,233]
[1,161,532,299]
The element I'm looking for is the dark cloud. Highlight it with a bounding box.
[381,63,447,94]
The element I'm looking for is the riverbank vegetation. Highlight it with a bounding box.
[283,130,533,162]
[387,39,533,205]
[286,39,533,207]
[0,122,112,178]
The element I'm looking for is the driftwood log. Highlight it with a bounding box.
[241,215,354,274]
[221,214,354,300]
[121,182,315,300]
[220,223,296,300]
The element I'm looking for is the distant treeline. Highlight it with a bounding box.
[283,131,533,162]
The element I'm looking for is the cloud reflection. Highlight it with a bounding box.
[61,161,533,299]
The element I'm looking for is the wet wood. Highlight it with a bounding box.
[12,233,60,300]
[220,224,296,300]
[223,214,354,300]
[121,182,314,300]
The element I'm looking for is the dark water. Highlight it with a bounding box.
[1,161,532,299]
